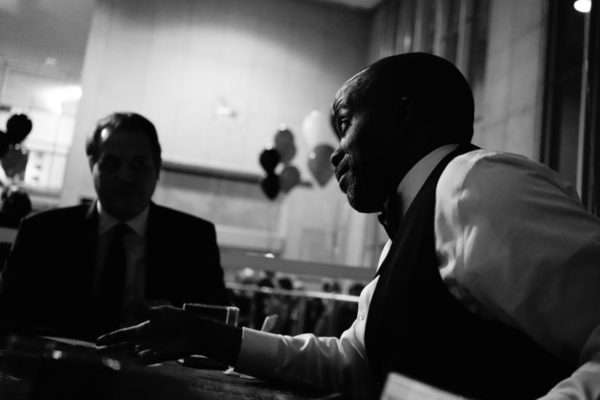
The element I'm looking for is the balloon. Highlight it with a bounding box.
[260,173,280,200]
[274,128,297,164]
[307,143,335,187]
[0,131,9,158]
[6,114,32,144]
[301,110,336,148]
[279,165,300,193]
[2,146,29,179]
[259,148,280,173]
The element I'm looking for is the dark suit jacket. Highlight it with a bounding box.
[0,201,229,340]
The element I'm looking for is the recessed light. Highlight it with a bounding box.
[44,57,57,66]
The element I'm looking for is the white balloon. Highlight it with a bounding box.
[301,110,337,148]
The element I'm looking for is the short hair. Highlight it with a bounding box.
[86,112,162,167]
[334,52,474,143]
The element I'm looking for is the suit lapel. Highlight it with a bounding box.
[79,201,99,296]
[145,202,160,298]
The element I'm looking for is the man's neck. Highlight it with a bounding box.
[379,144,460,237]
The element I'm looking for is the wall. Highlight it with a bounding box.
[61,0,373,266]
[474,0,547,158]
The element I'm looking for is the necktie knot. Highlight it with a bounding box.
[107,223,131,247]
[112,222,130,237]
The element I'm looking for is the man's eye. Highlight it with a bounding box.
[338,118,350,134]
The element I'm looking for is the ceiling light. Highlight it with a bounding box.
[44,57,57,67]
[574,0,591,13]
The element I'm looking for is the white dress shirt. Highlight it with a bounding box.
[94,202,149,325]
[235,146,600,400]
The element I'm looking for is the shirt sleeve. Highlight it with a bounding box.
[234,278,378,399]
[435,150,600,398]
[539,327,600,400]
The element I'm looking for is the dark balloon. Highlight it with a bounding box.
[0,131,8,158]
[274,128,297,164]
[260,173,280,200]
[307,143,335,187]
[279,165,300,193]
[6,114,33,144]
[259,148,281,173]
[1,146,29,179]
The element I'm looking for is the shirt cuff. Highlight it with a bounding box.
[235,327,282,378]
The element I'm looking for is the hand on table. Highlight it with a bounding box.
[96,305,242,366]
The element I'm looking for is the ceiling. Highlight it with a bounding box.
[0,0,381,78]
[0,0,95,77]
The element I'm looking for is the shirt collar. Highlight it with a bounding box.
[396,143,459,217]
[96,201,149,238]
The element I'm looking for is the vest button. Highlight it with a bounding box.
[358,312,365,320]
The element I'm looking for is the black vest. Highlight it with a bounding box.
[365,144,572,399]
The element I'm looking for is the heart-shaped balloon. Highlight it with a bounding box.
[307,143,335,187]
[2,146,29,179]
[6,114,32,145]
[260,173,280,200]
[274,128,297,164]
[0,131,9,158]
[259,148,281,173]
[279,165,300,193]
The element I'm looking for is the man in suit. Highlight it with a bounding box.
[98,54,600,399]
[0,112,228,340]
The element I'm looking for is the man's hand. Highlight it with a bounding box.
[96,305,242,366]
[96,305,203,364]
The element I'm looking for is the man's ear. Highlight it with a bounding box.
[87,156,95,172]
[155,159,162,181]
[390,96,416,140]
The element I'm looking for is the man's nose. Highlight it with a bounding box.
[330,145,344,167]
[116,165,136,182]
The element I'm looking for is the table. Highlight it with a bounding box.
[0,334,335,400]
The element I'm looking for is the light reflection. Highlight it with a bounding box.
[50,350,63,360]
[101,357,122,371]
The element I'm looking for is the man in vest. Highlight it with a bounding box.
[98,53,600,399]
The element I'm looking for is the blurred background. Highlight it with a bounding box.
[0,0,597,334]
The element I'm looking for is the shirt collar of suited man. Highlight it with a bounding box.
[96,200,148,238]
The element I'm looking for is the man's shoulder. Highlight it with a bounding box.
[439,148,578,201]
[450,148,536,169]
[23,204,90,225]
[444,149,555,184]
[150,203,215,230]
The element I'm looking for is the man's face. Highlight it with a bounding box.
[330,82,408,213]
[90,128,159,221]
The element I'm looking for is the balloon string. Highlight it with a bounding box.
[267,197,280,256]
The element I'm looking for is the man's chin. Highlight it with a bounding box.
[346,191,384,214]
[104,202,146,221]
